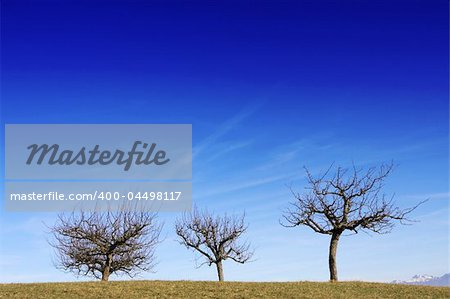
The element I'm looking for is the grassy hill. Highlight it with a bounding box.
[0,280,448,298]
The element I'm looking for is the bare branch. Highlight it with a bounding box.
[175,206,254,281]
[48,205,162,281]
[281,162,423,235]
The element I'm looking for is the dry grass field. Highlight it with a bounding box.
[0,280,448,299]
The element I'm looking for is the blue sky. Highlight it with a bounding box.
[0,0,448,282]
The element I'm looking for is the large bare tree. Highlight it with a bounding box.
[49,207,162,281]
[175,207,253,281]
[281,163,424,281]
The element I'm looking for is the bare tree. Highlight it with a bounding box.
[175,207,253,281]
[281,162,425,282]
[49,207,162,281]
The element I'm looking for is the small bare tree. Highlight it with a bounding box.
[281,162,424,281]
[175,207,253,281]
[49,207,162,281]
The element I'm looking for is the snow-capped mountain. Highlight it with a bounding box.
[391,274,450,287]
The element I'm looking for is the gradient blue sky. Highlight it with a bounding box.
[0,0,448,283]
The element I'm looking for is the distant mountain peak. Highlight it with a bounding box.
[392,273,450,287]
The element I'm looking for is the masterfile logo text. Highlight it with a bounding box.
[6,124,191,180]
[26,141,170,171]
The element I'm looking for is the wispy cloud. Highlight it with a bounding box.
[399,192,449,201]
[203,140,253,163]
[196,171,301,199]
[193,104,260,158]
[255,139,336,171]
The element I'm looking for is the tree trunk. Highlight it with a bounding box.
[101,266,110,281]
[216,261,224,281]
[102,254,112,281]
[328,231,341,282]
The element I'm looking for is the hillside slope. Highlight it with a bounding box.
[0,280,449,299]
